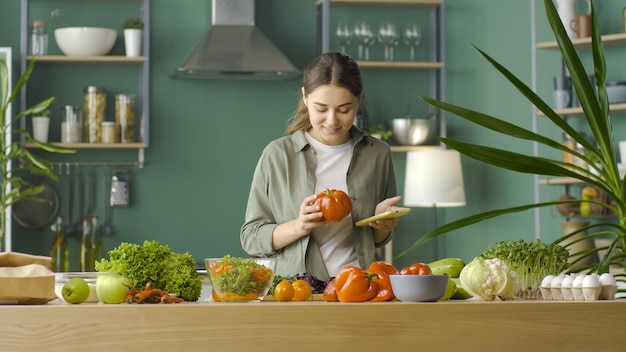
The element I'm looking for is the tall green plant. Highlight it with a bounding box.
[0,57,75,250]
[397,0,625,277]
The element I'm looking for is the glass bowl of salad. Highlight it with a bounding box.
[205,256,277,302]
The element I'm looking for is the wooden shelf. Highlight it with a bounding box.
[31,0,142,2]
[537,102,626,117]
[536,32,626,50]
[27,55,145,64]
[316,0,442,6]
[357,61,442,69]
[539,177,584,185]
[390,145,440,152]
[25,142,145,149]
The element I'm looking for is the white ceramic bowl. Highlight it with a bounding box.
[389,274,449,302]
[54,27,117,56]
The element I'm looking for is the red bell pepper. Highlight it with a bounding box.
[333,266,379,302]
[367,261,398,302]
[323,279,338,302]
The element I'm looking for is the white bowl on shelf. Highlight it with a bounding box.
[54,27,117,57]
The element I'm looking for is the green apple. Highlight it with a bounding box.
[62,278,90,304]
[96,273,132,304]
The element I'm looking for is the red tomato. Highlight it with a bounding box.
[400,262,432,275]
[323,279,338,302]
[313,189,353,222]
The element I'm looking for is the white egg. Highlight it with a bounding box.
[551,274,565,288]
[582,274,600,288]
[541,275,555,287]
[561,275,574,288]
[599,273,617,286]
[572,274,585,288]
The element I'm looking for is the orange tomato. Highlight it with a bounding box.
[400,262,432,275]
[292,279,312,301]
[274,279,295,302]
[322,279,338,302]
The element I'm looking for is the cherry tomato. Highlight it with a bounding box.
[400,262,432,275]
[273,279,295,302]
[292,279,312,301]
[323,279,338,302]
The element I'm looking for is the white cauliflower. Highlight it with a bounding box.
[459,256,519,301]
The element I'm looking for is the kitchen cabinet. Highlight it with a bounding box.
[1,300,625,350]
[18,0,150,168]
[316,0,446,153]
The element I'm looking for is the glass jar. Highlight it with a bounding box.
[574,142,588,170]
[562,132,575,168]
[61,105,83,143]
[84,86,106,143]
[101,121,117,143]
[29,19,48,55]
[115,94,135,143]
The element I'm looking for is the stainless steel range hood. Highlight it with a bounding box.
[172,0,301,80]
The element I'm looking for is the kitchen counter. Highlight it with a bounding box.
[1,299,624,351]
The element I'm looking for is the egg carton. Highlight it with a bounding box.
[540,273,617,301]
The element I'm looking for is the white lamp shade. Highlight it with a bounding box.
[404,149,466,207]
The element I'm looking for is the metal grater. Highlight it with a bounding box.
[110,172,129,207]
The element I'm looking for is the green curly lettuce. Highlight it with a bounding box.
[95,240,202,301]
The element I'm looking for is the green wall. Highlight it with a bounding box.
[1,0,624,271]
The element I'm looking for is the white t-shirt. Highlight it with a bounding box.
[305,132,358,277]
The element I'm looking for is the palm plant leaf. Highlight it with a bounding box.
[397,0,626,275]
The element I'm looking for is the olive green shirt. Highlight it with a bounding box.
[240,128,397,280]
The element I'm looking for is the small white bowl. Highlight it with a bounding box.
[389,274,449,302]
[55,27,116,56]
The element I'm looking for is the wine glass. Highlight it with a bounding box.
[336,22,353,53]
[403,23,422,61]
[377,21,400,61]
[354,21,375,60]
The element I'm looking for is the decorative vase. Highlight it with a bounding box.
[560,220,594,270]
[123,29,143,57]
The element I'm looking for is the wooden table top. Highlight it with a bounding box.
[1,299,624,351]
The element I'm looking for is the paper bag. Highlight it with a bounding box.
[0,252,56,304]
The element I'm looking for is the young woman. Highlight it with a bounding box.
[240,52,403,280]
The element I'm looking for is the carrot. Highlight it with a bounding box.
[126,283,184,304]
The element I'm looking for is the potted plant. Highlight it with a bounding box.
[397,0,625,277]
[0,58,75,251]
[30,108,51,143]
[122,18,144,57]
